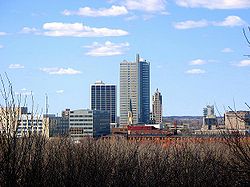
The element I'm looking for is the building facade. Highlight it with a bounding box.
[225,111,250,131]
[120,54,150,125]
[69,109,110,140]
[0,107,49,137]
[90,81,116,127]
[48,115,69,137]
[202,105,217,130]
[152,88,162,124]
[17,113,49,137]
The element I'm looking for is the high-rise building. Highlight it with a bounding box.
[138,55,150,124]
[90,81,116,127]
[152,88,162,124]
[120,54,150,125]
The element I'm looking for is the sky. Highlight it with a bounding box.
[0,0,250,116]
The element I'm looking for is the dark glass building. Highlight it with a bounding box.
[138,55,150,124]
[90,81,116,124]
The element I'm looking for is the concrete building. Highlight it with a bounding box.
[120,54,150,125]
[195,105,220,135]
[17,113,49,137]
[90,81,117,128]
[48,115,69,137]
[0,107,49,137]
[202,105,217,130]
[145,123,165,130]
[225,111,250,131]
[62,108,70,119]
[152,88,162,124]
[69,109,110,140]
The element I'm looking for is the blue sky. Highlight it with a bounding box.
[0,0,250,116]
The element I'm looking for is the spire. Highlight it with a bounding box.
[129,98,133,113]
[136,53,140,63]
[128,98,133,125]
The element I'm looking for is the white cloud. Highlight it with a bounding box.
[222,48,234,53]
[15,88,32,96]
[15,91,32,96]
[56,90,64,94]
[186,68,205,74]
[189,59,206,65]
[174,16,245,29]
[42,22,128,37]
[213,16,246,27]
[20,27,40,34]
[175,0,250,9]
[174,20,208,29]
[40,67,81,75]
[237,60,250,67]
[125,15,138,21]
[0,32,7,36]
[63,5,128,17]
[84,41,129,56]
[0,45,3,49]
[9,64,24,69]
[123,0,167,12]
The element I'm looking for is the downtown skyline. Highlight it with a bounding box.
[1,0,250,116]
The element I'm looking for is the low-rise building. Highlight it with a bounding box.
[47,115,69,137]
[0,107,49,137]
[69,109,110,140]
[17,113,49,137]
[225,111,250,132]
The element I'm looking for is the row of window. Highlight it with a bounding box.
[70,123,93,126]
[69,119,93,122]
[69,115,92,118]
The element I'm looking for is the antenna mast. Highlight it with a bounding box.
[45,93,49,116]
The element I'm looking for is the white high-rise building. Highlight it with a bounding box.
[152,88,162,124]
[119,54,150,125]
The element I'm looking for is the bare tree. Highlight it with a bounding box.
[1,75,249,186]
[243,26,250,57]
[0,74,48,186]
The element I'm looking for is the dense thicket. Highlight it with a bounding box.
[0,135,249,187]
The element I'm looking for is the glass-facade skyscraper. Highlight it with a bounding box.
[120,54,150,125]
[90,81,116,124]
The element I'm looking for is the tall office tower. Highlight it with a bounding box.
[152,88,162,124]
[120,54,150,125]
[90,81,116,126]
[138,55,150,123]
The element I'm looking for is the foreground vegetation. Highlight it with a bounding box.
[0,134,249,187]
[0,74,249,187]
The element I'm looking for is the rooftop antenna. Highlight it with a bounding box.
[45,93,49,116]
[136,53,140,63]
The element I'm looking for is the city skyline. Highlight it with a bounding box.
[1,0,250,116]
